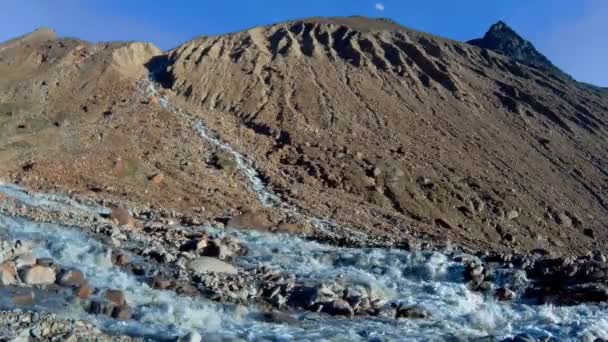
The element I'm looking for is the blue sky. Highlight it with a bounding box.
[1,0,606,86]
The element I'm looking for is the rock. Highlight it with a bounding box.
[179,331,202,342]
[74,283,93,299]
[275,223,300,234]
[495,287,516,301]
[188,257,237,274]
[15,253,37,269]
[103,289,126,306]
[149,173,165,184]
[0,261,18,285]
[111,251,130,266]
[322,299,354,317]
[290,285,332,308]
[201,240,231,260]
[269,294,287,308]
[110,207,135,228]
[396,305,431,319]
[180,238,208,252]
[35,257,55,267]
[557,213,573,228]
[19,265,56,285]
[227,211,273,231]
[111,306,133,320]
[147,276,172,290]
[507,210,519,220]
[57,270,86,287]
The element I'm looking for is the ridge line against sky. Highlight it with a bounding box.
[0,0,606,86]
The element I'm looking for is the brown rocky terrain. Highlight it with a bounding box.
[1,17,607,257]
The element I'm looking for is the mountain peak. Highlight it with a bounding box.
[468,21,555,70]
[1,27,57,46]
[488,20,510,33]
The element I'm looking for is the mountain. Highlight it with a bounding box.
[468,21,556,71]
[1,18,607,255]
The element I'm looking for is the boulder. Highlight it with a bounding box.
[227,211,273,231]
[557,213,573,227]
[147,276,173,290]
[322,299,354,317]
[57,269,87,287]
[507,210,519,220]
[188,257,237,274]
[19,265,56,285]
[180,238,208,252]
[15,253,37,269]
[104,289,127,306]
[495,287,516,301]
[111,207,135,228]
[201,239,231,260]
[396,305,431,319]
[0,261,18,285]
[74,283,93,299]
[111,251,130,266]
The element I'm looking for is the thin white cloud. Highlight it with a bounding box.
[375,3,385,11]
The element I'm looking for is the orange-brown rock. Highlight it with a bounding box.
[74,283,93,299]
[149,173,165,185]
[111,207,135,228]
[103,289,127,306]
[227,211,273,231]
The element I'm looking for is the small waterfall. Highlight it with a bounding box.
[141,73,361,240]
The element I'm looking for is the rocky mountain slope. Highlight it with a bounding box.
[1,17,607,256]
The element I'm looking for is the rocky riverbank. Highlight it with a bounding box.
[2,183,608,340]
[0,310,139,341]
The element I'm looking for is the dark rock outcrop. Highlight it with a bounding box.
[468,21,556,71]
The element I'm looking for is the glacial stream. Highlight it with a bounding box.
[0,75,606,341]
[1,183,608,341]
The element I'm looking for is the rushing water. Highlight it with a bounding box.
[2,183,608,341]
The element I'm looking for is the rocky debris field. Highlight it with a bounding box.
[0,311,139,341]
